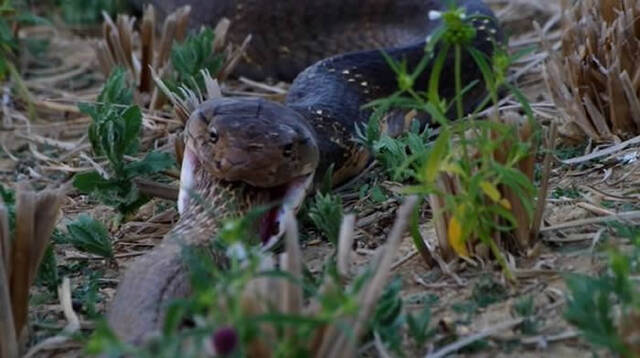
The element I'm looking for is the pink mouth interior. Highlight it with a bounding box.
[259,206,280,243]
[258,175,312,246]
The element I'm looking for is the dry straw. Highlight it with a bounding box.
[0,184,66,356]
[544,0,640,141]
[95,5,250,110]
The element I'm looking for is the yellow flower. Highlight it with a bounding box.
[448,215,469,258]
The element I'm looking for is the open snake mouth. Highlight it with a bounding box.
[179,146,313,250]
[257,174,312,250]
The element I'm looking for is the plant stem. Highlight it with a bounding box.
[454,44,463,120]
[485,236,514,282]
[409,198,435,267]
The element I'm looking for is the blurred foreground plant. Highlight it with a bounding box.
[0,184,65,357]
[564,222,640,357]
[87,198,420,357]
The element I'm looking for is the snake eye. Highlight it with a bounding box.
[209,128,218,144]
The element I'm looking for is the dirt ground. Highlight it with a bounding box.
[1,0,639,357]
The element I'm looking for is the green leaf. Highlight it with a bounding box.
[169,27,224,95]
[73,171,113,193]
[97,67,133,106]
[467,47,495,91]
[564,273,628,355]
[60,0,129,25]
[494,165,536,220]
[471,276,507,308]
[85,320,129,356]
[80,67,139,166]
[407,304,435,346]
[372,276,405,354]
[117,105,142,159]
[66,214,113,258]
[422,128,450,184]
[370,186,387,203]
[124,151,175,178]
[163,300,189,336]
[307,192,343,244]
[318,163,335,195]
[16,12,50,26]
[427,44,451,114]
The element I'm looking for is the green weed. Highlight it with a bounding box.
[66,214,113,258]
[73,271,103,318]
[471,276,508,308]
[363,119,434,182]
[74,67,174,214]
[58,0,129,25]
[166,27,225,97]
[452,300,478,324]
[512,295,538,335]
[406,303,436,348]
[551,186,580,199]
[365,3,539,279]
[555,143,588,161]
[564,227,640,357]
[372,276,405,354]
[307,191,343,244]
[35,244,59,292]
[0,0,47,118]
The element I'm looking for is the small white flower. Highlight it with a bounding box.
[428,10,442,20]
[226,242,248,261]
[426,35,432,44]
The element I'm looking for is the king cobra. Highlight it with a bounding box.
[108,0,500,345]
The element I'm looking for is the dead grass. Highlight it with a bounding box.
[0,0,638,357]
[544,0,640,142]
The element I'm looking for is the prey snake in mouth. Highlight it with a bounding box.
[108,0,501,345]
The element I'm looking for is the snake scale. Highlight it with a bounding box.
[108,0,500,346]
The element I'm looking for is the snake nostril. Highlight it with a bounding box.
[282,143,293,157]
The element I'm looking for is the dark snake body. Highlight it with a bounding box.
[137,0,500,187]
[111,0,500,345]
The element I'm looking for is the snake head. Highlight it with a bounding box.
[183,97,319,247]
[186,97,319,188]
